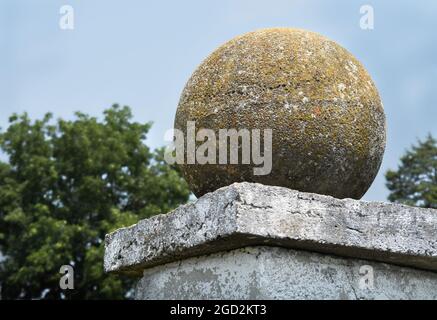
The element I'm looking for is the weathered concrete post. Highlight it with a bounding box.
[104,28,437,299]
[104,183,437,300]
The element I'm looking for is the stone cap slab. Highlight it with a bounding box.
[104,183,437,276]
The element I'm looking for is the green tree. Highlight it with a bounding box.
[0,105,190,299]
[386,134,437,209]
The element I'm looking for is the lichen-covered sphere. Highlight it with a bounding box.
[175,28,386,199]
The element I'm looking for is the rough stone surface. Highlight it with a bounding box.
[175,28,386,199]
[104,183,437,276]
[135,246,437,300]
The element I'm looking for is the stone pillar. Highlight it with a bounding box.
[104,183,437,300]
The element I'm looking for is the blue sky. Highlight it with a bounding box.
[1,0,436,201]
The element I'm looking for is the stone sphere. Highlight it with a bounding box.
[174,28,386,199]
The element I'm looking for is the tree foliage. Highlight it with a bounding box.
[386,134,437,209]
[0,105,190,299]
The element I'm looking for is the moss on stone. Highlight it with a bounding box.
[175,28,386,199]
